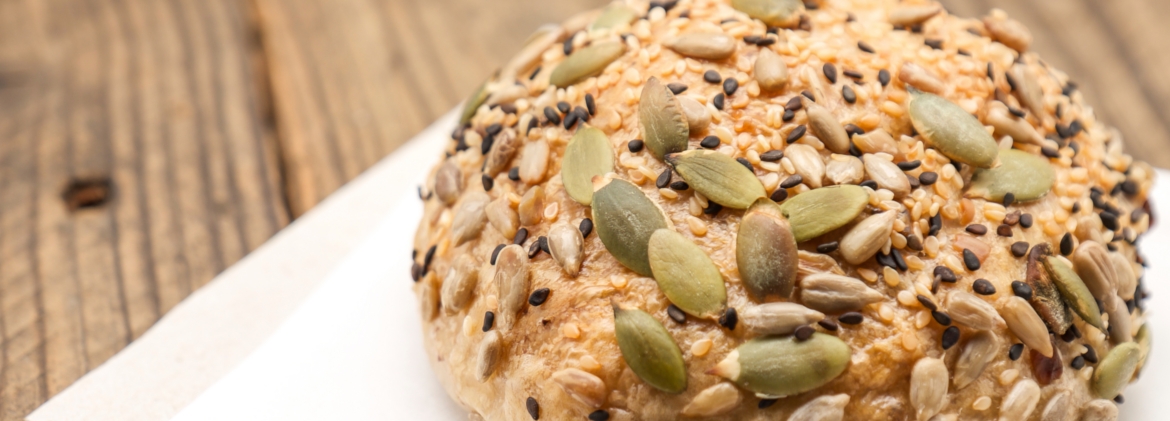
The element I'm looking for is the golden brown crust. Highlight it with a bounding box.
[411,1,1154,420]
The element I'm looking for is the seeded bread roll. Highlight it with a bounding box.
[411,1,1155,420]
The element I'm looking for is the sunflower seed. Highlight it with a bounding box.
[799,273,883,313]
[591,3,638,30]
[984,13,1033,52]
[680,383,741,417]
[1072,241,1119,301]
[806,103,850,154]
[1025,244,1074,333]
[1105,294,1132,344]
[986,102,1045,145]
[640,77,689,159]
[909,90,999,168]
[666,149,766,209]
[552,368,607,408]
[518,185,543,226]
[434,161,463,205]
[475,330,502,381]
[485,197,520,239]
[441,255,479,314]
[910,358,948,421]
[739,302,824,335]
[851,128,899,156]
[648,228,728,318]
[737,199,799,299]
[613,304,687,393]
[1043,255,1104,330]
[452,191,491,245]
[779,185,869,242]
[484,130,520,177]
[899,62,945,95]
[1008,63,1044,117]
[592,179,668,276]
[731,0,803,27]
[460,80,489,125]
[838,211,896,265]
[1110,252,1138,300]
[863,154,911,198]
[888,4,942,26]
[826,154,864,185]
[494,245,530,331]
[678,97,711,132]
[710,334,850,397]
[754,48,789,91]
[548,222,585,277]
[550,41,625,88]
[947,291,1004,330]
[666,33,737,60]
[518,139,550,185]
[967,149,1054,202]
[951,330,999,390]
[787,394,849,421]
[999,379,1041,421]
[1079,399,1119,421]
[562,127,615,205]
[1092,342,1141,399]
[784,143,825,189]
[1000,296,1054,357]
[1040,391,1073,421]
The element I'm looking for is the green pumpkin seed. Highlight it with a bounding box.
[648,229,728,318]
[460,80,490,125]
[779,185,869,242]
[666,150,765,209]
[1135,323,1151,375]
[613,304,687,393]
[908,90,999,168]
[592,179,668,276]
[640,77,689,159]
[1025,244,1073,334]
[562,127,615,205]
[591,4,638,30]
[710,333,850,397]
[1092,342,1141,399]
[967,149,1054,202]
[1042,255,1104,330]
[737,198,798,299]
[731,0,803,27]
[550,41,625,88]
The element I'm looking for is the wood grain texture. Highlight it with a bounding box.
[1,0,1169,419]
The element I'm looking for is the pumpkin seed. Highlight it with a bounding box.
[494,244,531,331]
[838,210,895,265]
[484,130,520,176]
[1092,342,1141,399]
[1042,255,1104,330]
[1104,294,1132,344]
[562,127,615,205]
[1040,391,1073,421]
[460,80,489,125]
[784,143,824,189]
[910,357,948,421]
[1135,323,1151,374]
[806,103,850,154]
[736,198,799,299]
[476,330,502,381]
[1026,244,1073,334]
[1000,296,1054,358]
[665,33,737,60]
[779,185,869,242]
[1078,399,1118,421]
[946,291,1004,331]
[550,41,625,88]
[789,394,849,421]
[592,179,668,276]
[739,302,824,335]
[548,222,585,277]
[666,149,766,209]
[863,154,911,198]
[1072,241,1118,301]
[451,190,491,246]
[799,273,883,313]
[613,304,687,393]
[908,90,999,168]
[591,3,638,30]
[648,228,727,318]
[680,383,741,417]
[709,333,850,397]
[441,254,479,314]
[1009,62,1044,117]
[888,4,942,26]
[754,48,789,92]
[967,149,1054,202]
[731,0,803,27]
[486,196,520,239]
[953,330,999,390]
[640,77,690,160]
[551,368,607,408]
[434,160,463,205]
[999,379,1041,421]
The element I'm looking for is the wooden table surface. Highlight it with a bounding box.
[0,0,1166,418]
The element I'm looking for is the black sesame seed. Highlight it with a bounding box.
[528,240,542,258]
[941,326,960,349]
[1100,212,1119,231]
[1020,213,1034,228]
[422,245,437,275]
[1114,395,1125,404]
[1120,180,1138,196]
[667,304,686,324]
[934,266,958,283]
[907,174,920,189]
[933,311,952,326]
[537,236,550,254]
[917,295,938,311]
[823,63,838,84]
[1041,146,1060,158]
[410,262,421,281]
[802,90,816,101]
[528,288,550,306]
[929,213,942,236]
[925,39,943,50]
[703,70,721,83]
[1008,106,1026,118]
[713,93,725,110]
[858,41,875,53]
[563,109,579,129]
[508,167,521,181]
[723,78,739,95]
[878,69,891,86]
[907,235,923,251]
[843,69,863,80]
[966,224,988,236]
[556,101,571,114]
[787,126,810,145]
[842,85,856,103]
[891,248,907,271]
[844,124,865,137]
[704,202,723,215]
[667,83,688,95]
[996,224,1013,237]
[770,188,789,202]
[781,174,804,189]
[700,135,721,149]
[1083,346,1098,363]
[1002,192,1016,208]
[481,134,496,155]
[563,37,574,55]
[963,249,982,271]
[528,66,542,81]
[973,278,995,295]
[585,93,596,115]
[737,157,754,172]
[670,181,689,191]
[628,139,644,153]
[482,311,495,331]
[482,174,494,191]
[758,398,778,409]
[656,169,672,189]
[486,123,502,136]
[957,49,971,56]
[526,397,540,420]
[574,106,590,123]
[794,325,816,341]
[1011,281,1033,300]
[818,319,839,331]
[782,109,795,122]
[838,312,864,325]
[875,251,896,269]
[1009,343,1025,360]
[1131,208,1147,223]
[588,410,610,421]
[1060,233,1074,256]
[1010,241,1029,257]
[919,171,938,185]
[1067,324,1082,339]
[491,244,506,265]
[785,95,804,111]
[514,227,529,245]
[719,307,738,330]
[897,160,921,171]
[817,241,839,253]
[860,179,878,190]
[760,150,784,162]
[580,218,593,238]
[1071,355,1085,370]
